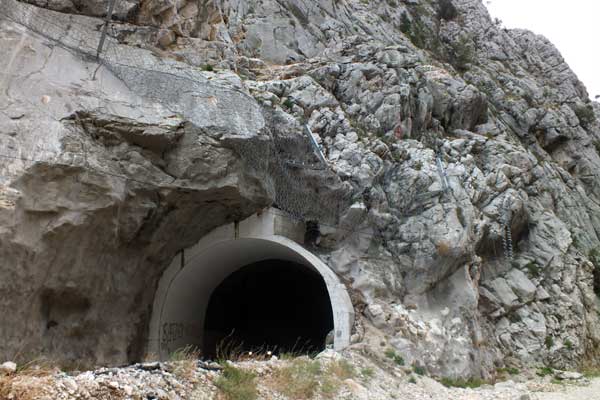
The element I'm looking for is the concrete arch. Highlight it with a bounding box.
[147,209,354,358]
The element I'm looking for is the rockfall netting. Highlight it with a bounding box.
[0,0,352,226]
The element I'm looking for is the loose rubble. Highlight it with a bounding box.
[1,352,598,400]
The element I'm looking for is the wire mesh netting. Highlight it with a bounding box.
[0,0,353,226]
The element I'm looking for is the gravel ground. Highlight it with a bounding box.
[531,378,600,400]
[1,350,598,400]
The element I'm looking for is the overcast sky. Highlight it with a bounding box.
[485,0,600,100]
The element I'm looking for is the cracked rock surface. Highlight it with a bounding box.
[0,0,599,379]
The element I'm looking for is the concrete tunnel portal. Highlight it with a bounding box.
[148,209,354,359]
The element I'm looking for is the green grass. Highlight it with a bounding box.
[413,365,426,376]
[545,336,554,349]
[537,367,554,377]
[497,367,520,375]
[215,364,258,400]
[574,104,596,128]
[169,345,200,380]
[272,358,356,399]
[564,339,573,350]
[384,349,405,366]
[282,98,294,109]
[274,358,321,399]
[439,377,485,388]
[524,262,542,278]
[360,367,374,380]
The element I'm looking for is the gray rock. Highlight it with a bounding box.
[505,269,537,303]
[486,278,519,309]
[555,370,584,380]
[2,0,600,381]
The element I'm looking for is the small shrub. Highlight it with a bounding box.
[588,248,600,296]
[169,346,200,380]
[537,366,554,377]
[439,377,485,388]
[322,359,356,397]
[272,358,354,399]
[408,376,417,384]
[437,0,458,20]
[400,13,428,48]
[574,104,596,128]
[282,98,294,109]
[273,358,321,399]
[497,367,520,377]
[393,355,405,366]
[564,339,573,351]
[215,364,258,400]
[413,365,426,376]
[545,336,554,349]
[327,359,355,380]
[525,262,542,278]
[202,64,214,72]
[399,12,411,34]
[360,367,375,380]
[170,345,199,362]
[384,349,404,366]
[450,36,474,72]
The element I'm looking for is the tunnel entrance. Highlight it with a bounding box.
[203,259,334,358]
[148,209,354,360]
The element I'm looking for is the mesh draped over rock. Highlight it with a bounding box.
[0,0,351,225]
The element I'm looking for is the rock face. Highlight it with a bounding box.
[1,0,599,378]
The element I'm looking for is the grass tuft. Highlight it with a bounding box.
[215,364,258,400]
[413,365,426,376]
[0,359,57,400]
[271,357,356,399]
[360,367,375,380]
[384,348,405,366]
[169,345,200,380]
[537,366,554,377]
[272,358,322,399]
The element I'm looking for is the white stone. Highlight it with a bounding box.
[0,361,17,374]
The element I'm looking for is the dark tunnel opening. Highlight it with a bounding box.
[203,259,334,359]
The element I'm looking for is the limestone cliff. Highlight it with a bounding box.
[1,0,599,379]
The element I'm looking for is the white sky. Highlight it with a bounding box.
[485,0,600,100]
